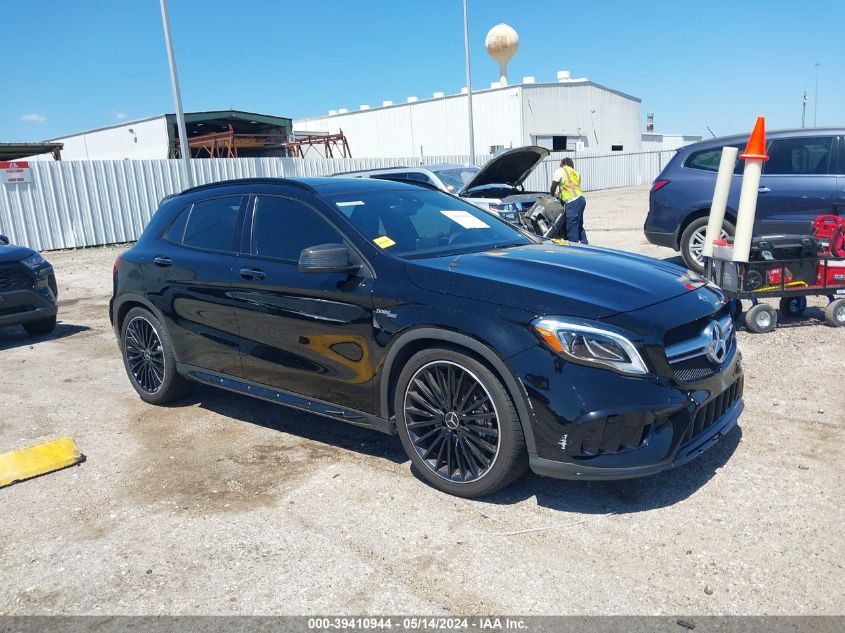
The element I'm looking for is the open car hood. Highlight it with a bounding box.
[460,145,550,194]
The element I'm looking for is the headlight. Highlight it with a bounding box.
[489,202,517,213]
[21,253,46,270]
[532,317,651,376]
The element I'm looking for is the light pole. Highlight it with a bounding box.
[462,0,475,160]
[160,0,192,187]
[813,62,820,127]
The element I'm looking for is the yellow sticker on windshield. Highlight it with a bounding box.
[373,235,396,249]
[552,238,569,246]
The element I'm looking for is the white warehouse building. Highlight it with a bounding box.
[294,72,648,159]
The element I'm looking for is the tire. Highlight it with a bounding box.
[779,296,807,318]
[120,307,193,404]
[744,303,777,333]
[824,298,845,327]
[23,315,57,336]
[680,217,735,273]
[394,347,528,498]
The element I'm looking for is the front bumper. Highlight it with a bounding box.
[0,267,57,328]
[530,398,742,480]
[511,337,744,481]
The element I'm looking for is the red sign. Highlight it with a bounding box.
[1,161,32,185]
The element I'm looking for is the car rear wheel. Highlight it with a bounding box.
[120,307,193,404]
[394,348,528,497]
[23,315,57,336]
[681,217,734,273]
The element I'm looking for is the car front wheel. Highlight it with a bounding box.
[394,348,528,497]
[681,217,735,273]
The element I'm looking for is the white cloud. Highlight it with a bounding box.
[20,113,46,123]
[116,112,127,120]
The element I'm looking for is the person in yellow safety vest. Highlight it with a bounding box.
[549,157,588,243]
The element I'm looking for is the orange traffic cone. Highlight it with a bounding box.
[740,116,769,161]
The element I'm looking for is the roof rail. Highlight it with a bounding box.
[180,178,317,195]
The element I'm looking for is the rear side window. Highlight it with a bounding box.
[251,195,341,262]
[685,146,742,174]
[167,196,241,252]
[764,136,834,175]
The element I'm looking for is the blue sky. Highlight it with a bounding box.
[4,0,843,142]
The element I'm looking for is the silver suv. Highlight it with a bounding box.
[334,146,550,223]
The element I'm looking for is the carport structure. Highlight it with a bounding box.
[0,142,63,161]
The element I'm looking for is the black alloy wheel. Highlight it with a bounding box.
[404,360,502,483]
[120,307,193,404]
[124,315,166,394]
[394,346,531,497]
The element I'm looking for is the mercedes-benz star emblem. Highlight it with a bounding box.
[444,411,460,430]
[705,321,729,364]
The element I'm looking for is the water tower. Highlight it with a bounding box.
[485,23,519,86]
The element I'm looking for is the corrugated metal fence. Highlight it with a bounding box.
[0,150,674,251]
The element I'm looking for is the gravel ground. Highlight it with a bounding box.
[0,185,843,616]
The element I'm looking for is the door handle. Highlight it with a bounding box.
[240,267,266,280]
[758,186,771,193]
[153,256,172,267]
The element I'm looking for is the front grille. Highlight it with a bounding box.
[681,378,743,445]
[665,307,735,383]
[0,264,32,290]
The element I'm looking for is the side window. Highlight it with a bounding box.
[175,196,241,252]
[251,196,341,262]
[764,136,833,175]
[686,146,743,174]
[163,205,190,243]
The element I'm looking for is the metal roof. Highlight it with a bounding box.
[0,142,63,161]
[49,110,292,141]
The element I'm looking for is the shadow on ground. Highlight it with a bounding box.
[0,322,91,352]
[181,384,742,515]
[178,384,407,465]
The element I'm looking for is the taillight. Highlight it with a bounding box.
[113,253,123,282]
[650,179,670,193]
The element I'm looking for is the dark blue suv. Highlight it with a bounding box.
[645,128,845,271]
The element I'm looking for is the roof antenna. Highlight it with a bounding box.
[706,126,717,139]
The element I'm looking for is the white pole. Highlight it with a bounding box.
[702,146,738,258]
[160,0,192,188]
[732,159,763,263]
[462,0,476,160]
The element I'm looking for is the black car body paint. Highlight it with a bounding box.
[112,177,744,484]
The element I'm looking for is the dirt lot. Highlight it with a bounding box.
[1,185,843,615]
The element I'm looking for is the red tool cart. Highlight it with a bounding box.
[704,216,845,333]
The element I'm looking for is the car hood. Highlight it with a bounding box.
[460,146,550,194]
[0,243,35,264]
[405,243,705,319]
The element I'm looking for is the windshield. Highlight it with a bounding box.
[327,188,534,259]
[431,166,480,193]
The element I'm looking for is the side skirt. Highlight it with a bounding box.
[178,364,394,435]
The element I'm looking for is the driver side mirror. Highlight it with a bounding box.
[0,235,9,246]
[298,243,360,275]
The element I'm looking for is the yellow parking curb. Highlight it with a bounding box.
[0,436,84,488]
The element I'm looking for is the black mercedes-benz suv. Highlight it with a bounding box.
[0,234,58,336]
[111,177,744,497]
